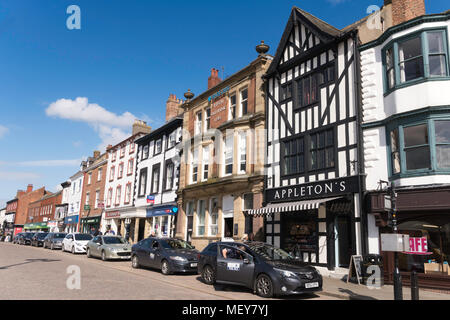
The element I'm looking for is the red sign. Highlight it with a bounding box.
[404,237,432,255]
[105,211,120,219]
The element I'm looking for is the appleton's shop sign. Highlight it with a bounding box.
[266,176,361,202]
[208,86,230,128]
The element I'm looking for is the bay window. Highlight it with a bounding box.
[384,29,449,92]
[239,132,247,174]
[388,116,450,176]
[224,134,233,176]
[202,145,209,181]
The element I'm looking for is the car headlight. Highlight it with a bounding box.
[274,268,298,278]
[169,256,187,262]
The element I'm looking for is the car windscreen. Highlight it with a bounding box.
[24,233,34,238]
[160,239,194,250]
[36,233,48,239]
[54,233,66,239]
[247,244,294,261]
[103,237,125,244]
[74,234,93,241]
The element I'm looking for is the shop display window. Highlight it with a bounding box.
[282,214,318,262]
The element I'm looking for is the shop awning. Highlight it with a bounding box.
[245,197,343,216]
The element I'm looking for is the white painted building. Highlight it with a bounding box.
[0,207,6,234]
[101,120,151,236]
[360,9,450,283]
[65,171,84,233]
[134,116,183,239]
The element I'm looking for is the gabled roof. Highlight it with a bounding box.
[135,116,183,146]
[266,7,351,77]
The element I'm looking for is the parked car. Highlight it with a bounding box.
[86,236,132,261]
[13,233,25,244]
[131,237,199,275]
[43,233,67,250]
[19,233,36,245]
[31,232,49,247]
[62,233,93,254]
[198,241,323,298]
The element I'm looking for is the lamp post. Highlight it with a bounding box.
[388,183,403,300]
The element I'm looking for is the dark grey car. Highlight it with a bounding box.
[43,233,67,250]
[198,241,323,298]
[131,238,199,275]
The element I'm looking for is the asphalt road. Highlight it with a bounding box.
[0,242,335,300]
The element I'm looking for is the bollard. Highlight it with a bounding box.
[411,270,419,300]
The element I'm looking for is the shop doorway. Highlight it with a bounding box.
[224,218,234,238]
[334,216,351,268]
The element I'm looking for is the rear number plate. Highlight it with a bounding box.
[190,263,198,268]
[305,282,319,289]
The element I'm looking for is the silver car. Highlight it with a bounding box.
[86,236,132,261]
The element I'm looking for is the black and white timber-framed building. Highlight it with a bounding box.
[247,7,367,271]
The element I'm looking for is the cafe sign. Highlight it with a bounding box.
[266,176,361,203]
[404,237,432,255]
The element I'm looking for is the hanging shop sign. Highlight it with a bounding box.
[64,215,79,225]
[266,176,361,203]
[47,221,58,228]
[81,216,101,225]
[24,222,48,230]
[147,195,155,205]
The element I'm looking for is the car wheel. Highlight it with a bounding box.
[161,260,171,275]
[202,265,216,285]
[71,246,75,254]
[87,248,91,258]
[255,274,274,298]
[51,243,54,250]
[43,243,46,249]
[132,255,140,269]
[101,250,107,261]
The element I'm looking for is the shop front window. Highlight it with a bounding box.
[398,217,450,275]
[282,214,318,263]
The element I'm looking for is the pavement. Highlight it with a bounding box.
[1,241,449,300]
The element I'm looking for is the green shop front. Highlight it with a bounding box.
[81,216,102,234]
[24,222,49,232]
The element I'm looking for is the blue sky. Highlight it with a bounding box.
[0,0,448,207]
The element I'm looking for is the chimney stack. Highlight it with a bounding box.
[132,119,151,136]
[208,68,222,90]
[389,0,425,26]
[93,150,101,159]
[26,184,33,193]
[166,94,183,122]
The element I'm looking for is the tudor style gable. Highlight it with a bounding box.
[268,7,342,73]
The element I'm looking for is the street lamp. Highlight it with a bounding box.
[387,182,403,301]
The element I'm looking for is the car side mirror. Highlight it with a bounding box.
[243,258,251,265]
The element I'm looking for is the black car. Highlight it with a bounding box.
[19,233,36,245]
[198,241,323,298]
[31,232,49,247]
[131,238,199,275]
[43,233,67,250]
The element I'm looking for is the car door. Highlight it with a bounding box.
[90,236,100,256]
[136,239,152,267]
[63,234,71,249]
[217,244,255,287]
[149,240,162,268]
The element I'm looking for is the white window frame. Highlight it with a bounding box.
[238,131,247,174]
[209,198,219,236]
[195,111,202,135]
[205,108,211,131]
[196,199,206,236]
[240,88,248,117]
[223,134,233,176]
[97,168,102,182]
[229,94,236,120]
[191,148,199,184]
[202,145,209,182]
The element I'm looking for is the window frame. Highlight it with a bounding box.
[154,139,162,156]
[382,28,450,95]
[229,94,237,120]
[386,113,450,178]
[115,185,122,206]
[163,160,174,191]
[196,199,206,236]
[205,107,211,132]
[195,111,202,135]
[240,88,248,117]
[151,163,161,194]
[138,168,148,198]
[142,145,149,160]
[202,145,209,182]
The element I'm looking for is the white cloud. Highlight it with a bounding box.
[46,97,139,149]
[0,125,9,138]
[16,159,82,167]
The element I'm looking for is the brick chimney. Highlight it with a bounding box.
[208,68,222,90]
[166,94,183,122]
[388,0,425,26]
[93,150,101,159]
[132,120,151,136]
[26,184,33,193]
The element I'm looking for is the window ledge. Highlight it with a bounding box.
[384,77,450,97]
[390,170,450,180]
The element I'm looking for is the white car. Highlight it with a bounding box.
[62,233,94,254]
